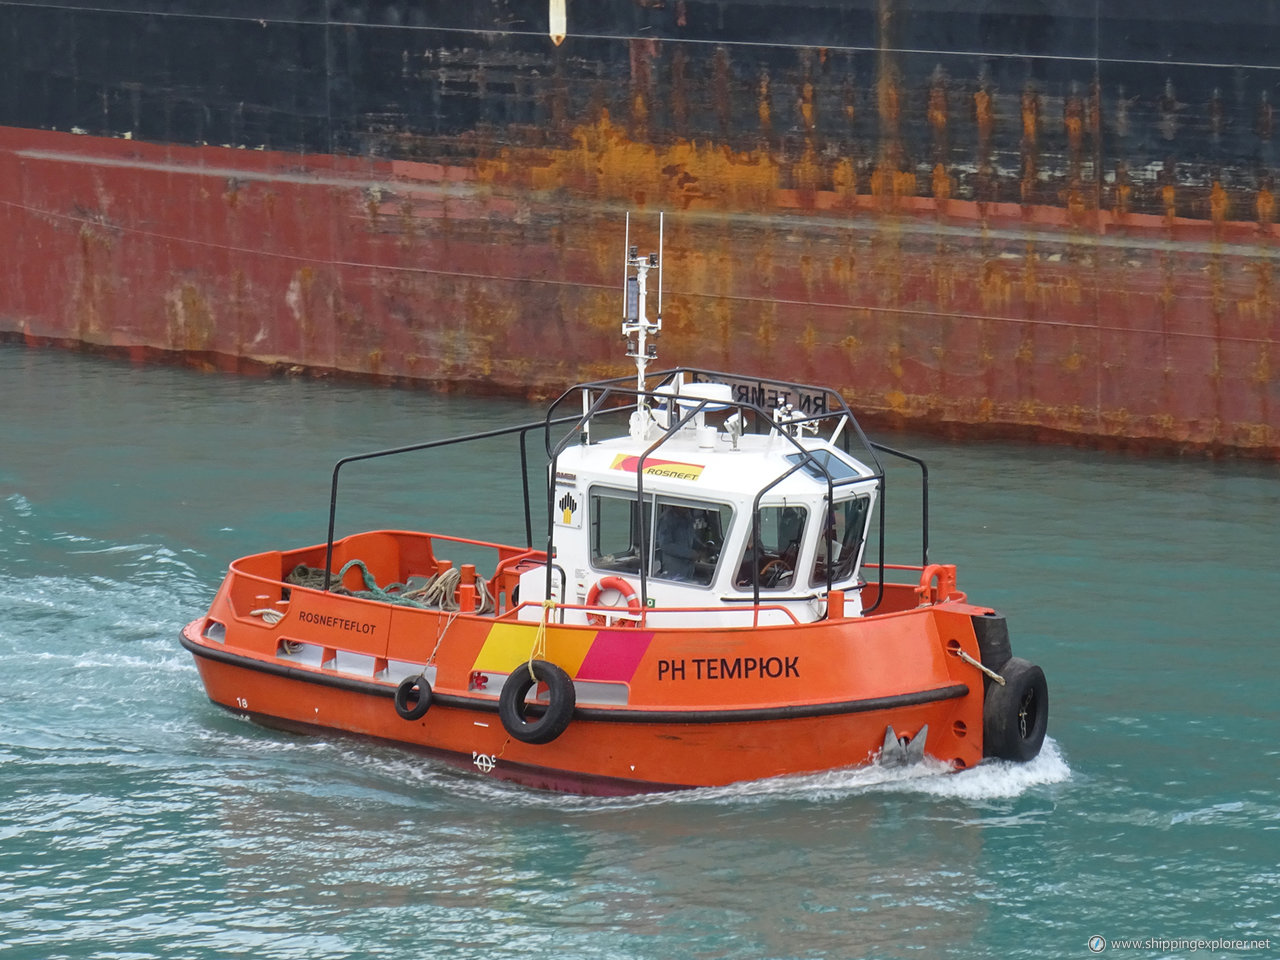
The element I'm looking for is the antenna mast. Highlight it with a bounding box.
[622,211,663,397]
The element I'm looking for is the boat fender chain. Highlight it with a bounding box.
[951,647,1007,686]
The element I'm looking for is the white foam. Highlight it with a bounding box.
[892,737,1072,800]
[1170,800,1247,825]
[656,737,1072,806]
[358,737,1074,812]
[3,494,33,517]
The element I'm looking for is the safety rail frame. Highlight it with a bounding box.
[320,416,578,592]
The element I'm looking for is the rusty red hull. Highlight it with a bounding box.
[2,1,1278,456]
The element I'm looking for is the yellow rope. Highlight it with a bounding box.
[424,609,459,667]
[527,599,555,679]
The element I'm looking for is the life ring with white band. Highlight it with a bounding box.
[585,576,642,626]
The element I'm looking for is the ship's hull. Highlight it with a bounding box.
[176,528,1040,794]
[181,628,974,794]
[2,1,1277,455]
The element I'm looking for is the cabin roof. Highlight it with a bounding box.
[556,429,877,504]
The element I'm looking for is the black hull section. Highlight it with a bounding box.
[3,2,1277,211]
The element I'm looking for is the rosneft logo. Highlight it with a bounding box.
[558,491,578,524]
[609,454,705,481]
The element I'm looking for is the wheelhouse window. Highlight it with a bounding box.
[785,449,861,482]
[735,504,809,590]
[590,490,647,575]
[590,489,731,587]
[810,496,870,587]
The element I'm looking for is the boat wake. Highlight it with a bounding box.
[363,737,1072,812]
[633,737,1070,808]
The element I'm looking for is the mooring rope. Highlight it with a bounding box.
[423,608,460,667]
[526,599,556,680]
[403,567,461,611]
[474,577,496,616]
[284,560,491,614]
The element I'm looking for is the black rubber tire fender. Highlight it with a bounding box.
[394,674,433,721]
[982,656,1049,762]
[971,612,1013,676]
[498,660,576,745]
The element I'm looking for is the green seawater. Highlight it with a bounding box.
[1,343,1277,959]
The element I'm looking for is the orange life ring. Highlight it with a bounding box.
[585,576,642,626]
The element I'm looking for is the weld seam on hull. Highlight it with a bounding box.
[181,632,970,724]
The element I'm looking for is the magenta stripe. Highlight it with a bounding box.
[575,629,655,682]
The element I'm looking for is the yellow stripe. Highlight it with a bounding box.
[473,622,595,675]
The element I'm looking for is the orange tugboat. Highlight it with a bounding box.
[181,217,1049,794]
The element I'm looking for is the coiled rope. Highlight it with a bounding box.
[282,560,495,614]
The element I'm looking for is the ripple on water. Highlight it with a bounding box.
[4,346,1279,959]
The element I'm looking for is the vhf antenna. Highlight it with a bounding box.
[622,211,663,395]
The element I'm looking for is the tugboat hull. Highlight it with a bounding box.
[178,527,1035,795]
